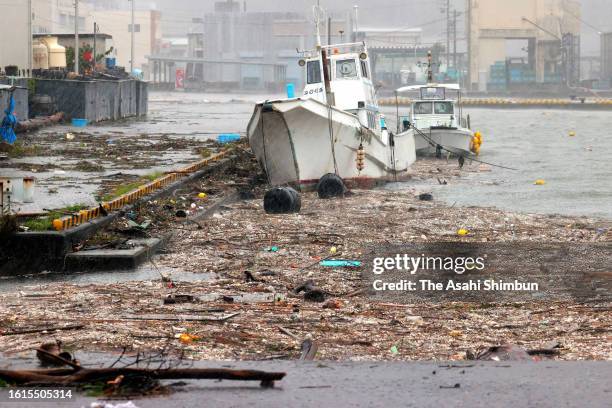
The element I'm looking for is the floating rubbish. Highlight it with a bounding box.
[320,260,362,268]
[568,131,576,137]
[265,246,279,252]
[71,118,88,127]
[457,229,469,236]
[127,219,151,230]
[175,209,187,218]
[65,132,75,140]
[534,179,546,185]
[330,246,337,255]
[418,193,433,201]
[390,345,399,355]
[323,299,342,309]
[217,133,241,144]
[449,330,463,337]
[198,192,207,199]
[177,333,200,344]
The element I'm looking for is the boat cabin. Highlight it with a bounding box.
[299,43,382,132]
[395,84,466,132]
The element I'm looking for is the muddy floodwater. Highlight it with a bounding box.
[150,94,612,219]
[381,106,612,219]
[4,92,610,218]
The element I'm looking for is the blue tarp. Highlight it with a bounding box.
[0,93,17,144]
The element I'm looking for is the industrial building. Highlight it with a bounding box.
[466,0,581,91]
[31,0,162,75]
[601,32,612,85]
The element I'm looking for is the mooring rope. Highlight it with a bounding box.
[412,125,518,171]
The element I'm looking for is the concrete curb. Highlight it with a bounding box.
[0,155,238,276]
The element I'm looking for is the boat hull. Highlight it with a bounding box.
[247,98,416,189]
[414,127,474,156]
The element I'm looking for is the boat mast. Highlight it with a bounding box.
[427,51,433,83]
[315,1,334,106]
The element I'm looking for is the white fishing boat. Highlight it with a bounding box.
[247,14,416,190]
[394,53,481,157]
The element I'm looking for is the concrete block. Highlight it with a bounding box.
[64,238,164,272]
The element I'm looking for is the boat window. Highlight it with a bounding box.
[307,60,321,84]
[434,101,454,114]
[414,102,433,114]
[336,59,358,79]
[360,60,368,78]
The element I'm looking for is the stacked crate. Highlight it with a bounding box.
[488,61,507,91]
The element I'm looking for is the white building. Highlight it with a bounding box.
[0,2,30,70]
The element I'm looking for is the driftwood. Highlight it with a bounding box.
[0,365,285,388]
[16,112,64,133]
[120,312,240,322]
[1,324,85,336]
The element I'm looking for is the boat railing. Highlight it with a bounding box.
[321,42,367,53]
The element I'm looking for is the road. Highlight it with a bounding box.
[1,360,610,407]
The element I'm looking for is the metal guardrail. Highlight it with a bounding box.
[52,148,234,231]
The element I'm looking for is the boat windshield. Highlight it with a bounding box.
[307,60,321,84]
[434,101,454,114]
[335,59,358,79]
[414,102,433,114]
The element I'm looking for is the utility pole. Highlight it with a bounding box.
[130,0,135,74]
[327,16,331,46]
[453,9,458,69]
[446,0,450,72]
[28,0,32,72]
[467,0,471,90]
[74,0,79,74]
[92,20,97,75]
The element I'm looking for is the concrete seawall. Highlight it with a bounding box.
[33,78,148,122]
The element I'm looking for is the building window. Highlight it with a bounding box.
[128,24,141,33]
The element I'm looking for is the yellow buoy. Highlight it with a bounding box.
[534,179,546,185]
[198,192,207,199]
[457,228,469,236]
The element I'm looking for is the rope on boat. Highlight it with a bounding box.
[389,132,398,182]
[327,104,339,175]
[259,103,272,185]
[411,124,519,171]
